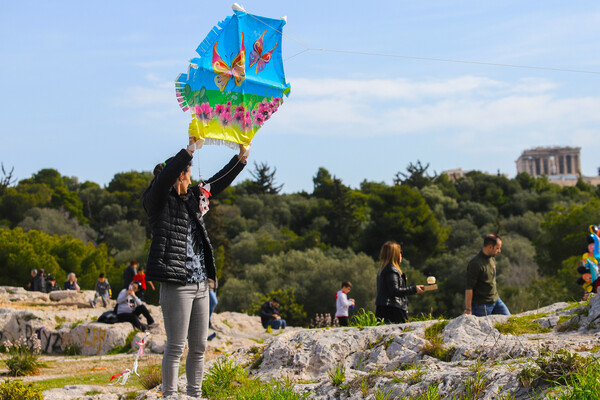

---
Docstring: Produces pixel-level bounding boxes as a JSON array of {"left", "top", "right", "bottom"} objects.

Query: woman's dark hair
[{"left": 141, "top": 156, "right": 192, "bottom": 199}]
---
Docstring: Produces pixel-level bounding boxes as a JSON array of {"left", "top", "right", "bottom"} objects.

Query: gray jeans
[{"left": 160, "top": 281, "right": 209, "bottom": 397}]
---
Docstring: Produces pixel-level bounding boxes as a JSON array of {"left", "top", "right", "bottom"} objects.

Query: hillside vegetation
[{"left": 0, "top": 160, "right": 597, "bottom": 325}]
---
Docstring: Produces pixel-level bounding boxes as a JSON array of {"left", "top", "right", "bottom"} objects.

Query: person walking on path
[
  {"left": 375, "top": 241, "right": 424, "bottom": 324},
  {"left": 464, "top": 234, "right": 510, "bottom": 317},
  {"left": 142, "top": 137, "right": 248, "bottom": 398}
]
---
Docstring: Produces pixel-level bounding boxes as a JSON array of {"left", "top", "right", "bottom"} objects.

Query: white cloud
[{"left": 271, "top": 76, "right": 600, "bottom": 149}]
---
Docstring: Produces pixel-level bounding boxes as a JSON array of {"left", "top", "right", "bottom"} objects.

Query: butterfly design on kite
[
  {"left": 212, "top": 32, "right": 246, "bottom": 91},
  {"left": 249, "top": 30, "right": 278, "bottom": 74}
]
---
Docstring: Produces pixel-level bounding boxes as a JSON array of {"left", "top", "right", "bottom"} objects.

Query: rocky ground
[{"left": 1, "top": 286, "right": 600, "bottom": 399}]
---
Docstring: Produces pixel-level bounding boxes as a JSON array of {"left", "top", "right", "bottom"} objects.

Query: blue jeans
[
  {"left": 208, "top": 289, "right": 218, "bottom": 319},
  {"left": 266, "top": 319, "right": 286, "bottom": 329},
  {"left": 472, "top": 298, "right": 511, "bottom": 317}
]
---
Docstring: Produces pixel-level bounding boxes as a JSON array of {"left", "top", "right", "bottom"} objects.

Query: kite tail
[{"left": 195, "top": 16, "right": 232, "bottom": 57}]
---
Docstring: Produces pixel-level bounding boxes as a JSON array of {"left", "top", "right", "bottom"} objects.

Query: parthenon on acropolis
[{"left": 515, "top": 146, "right": 581, "bottom": 177}]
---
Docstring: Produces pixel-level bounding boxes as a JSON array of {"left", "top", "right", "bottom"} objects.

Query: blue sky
[{"left": 1, "top": 1, "right": 599, "bottom": 193}]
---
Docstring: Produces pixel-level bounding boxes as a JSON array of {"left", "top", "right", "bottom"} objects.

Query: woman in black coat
[
  {"left": 375, "top": 241, "right": 424, "bottom": 324},
  {"left": 143, "top": 137, "right": 247, "bottom": 397}
]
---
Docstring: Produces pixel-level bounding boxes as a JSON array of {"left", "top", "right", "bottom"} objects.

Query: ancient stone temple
[{"left": 515, "top": 146, "right": 581, "bottom": 177}]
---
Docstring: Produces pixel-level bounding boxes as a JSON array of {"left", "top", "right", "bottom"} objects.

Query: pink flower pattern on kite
[
  {"left": 214, "top": 104, "right": 225, "bottom": 116},
  {"left": 195, "top": 103, "right": 213, "bottom": 122},
  {"left": 192, "top": 97, "right": 283, "bottom": 132}
]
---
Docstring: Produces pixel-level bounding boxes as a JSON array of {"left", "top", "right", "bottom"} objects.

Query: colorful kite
[{"left": 175, "top": 3, "right": 291, "bottom": 149}]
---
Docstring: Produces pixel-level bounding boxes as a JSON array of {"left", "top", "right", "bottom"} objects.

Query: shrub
[
  {"left": 138, "top": 362, "right": 162, "bottom": 390},
  {"left": 203, "top": 359, "right": 247, "bottom": 397},
  {"left": 327, "top": 363, "right": 345, "bottom": 386},
  {"left": 350, "top": 309, "right": 384, "bottom": 327},
  {"left": 0, "top": 380, "right": 43, "bottom": 400},
  {"left": 2, "top": 336, "right": 43, "bottom": 376}
]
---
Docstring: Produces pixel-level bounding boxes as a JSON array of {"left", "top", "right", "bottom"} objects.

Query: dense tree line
[{"left": 0, "top": 159, "right": 597, "bottom": 324}]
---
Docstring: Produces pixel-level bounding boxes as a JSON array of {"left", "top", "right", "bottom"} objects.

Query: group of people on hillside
[{"left": 27, "top": 269, "right": 80, "bottom": 293}]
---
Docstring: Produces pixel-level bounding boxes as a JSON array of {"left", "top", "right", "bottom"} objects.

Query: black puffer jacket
[
  {"left": 375, "top": 264, "right": 417, "bottom": 310},
  {"left": 143, "top": 149, "right": 245, "bottom": 285}
]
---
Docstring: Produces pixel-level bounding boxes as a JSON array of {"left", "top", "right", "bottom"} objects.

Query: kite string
[{"left": 244, "top": 8, "right": 600, "bottom": 75}]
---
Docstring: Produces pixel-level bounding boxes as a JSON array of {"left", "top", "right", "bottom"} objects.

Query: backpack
[{"left": 97, "top": 310, "right": 118, "bottom": 324}]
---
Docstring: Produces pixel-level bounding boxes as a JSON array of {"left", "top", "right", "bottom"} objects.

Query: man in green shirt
[{"left": 464, "top": 234, "right": 510, "bottom": 316}]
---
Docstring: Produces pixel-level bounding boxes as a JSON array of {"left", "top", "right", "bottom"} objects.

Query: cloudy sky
[{"left": 1, "top": 1, "right": 599, "bottom": 192}]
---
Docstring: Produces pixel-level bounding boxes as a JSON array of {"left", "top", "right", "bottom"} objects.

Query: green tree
[
  {"left": 394, "top": 160, "right": 436, "bottom": 189},
  {"left": 247, "top": 162, "right": 283, "bottom": 194},
  {"left": 312, "top": 168, "right": 367, "bottom": 248},
  {"left": 535, "top": 200, "right": 600, "bottom": 275},
  {"left": 18, "top": 207, "right": 97, "bottom": 243},
  {"left": 220, "top": 248, "right": 377, "bottom": 326},
  {"left": 360, "top": 182, "right": 448, "bottom": 267}
]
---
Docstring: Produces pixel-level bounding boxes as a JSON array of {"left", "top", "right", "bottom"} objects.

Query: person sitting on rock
[
  {"left": 116, "top": 281, "right": 156, "bottom": 332},
  {"left": 64, "top": 272, "right": 80, "bottom": 291},
  {"left": 90, "top": 273, "right": 112, "bottom": 308},
  {"left": 259, "top": 297, "right": 286, "bottom": 330},
  {"left": 45, "top": 275, "right": 61, "bottom": 292}
]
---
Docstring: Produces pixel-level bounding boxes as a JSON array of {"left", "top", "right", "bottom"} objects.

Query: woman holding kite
[{"left": 143, "top": 136, "right": 247, "bottom": 397}]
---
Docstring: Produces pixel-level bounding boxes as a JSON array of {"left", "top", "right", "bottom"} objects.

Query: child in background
[
  {"left": 335, "top": 281, "right": 355, "bottom": 326},
  {"left": 90, "top": 273, "right": 112, "bottom": 308},
  {"left": 132, "top": 266, "right": 154, "bottom": 301}
]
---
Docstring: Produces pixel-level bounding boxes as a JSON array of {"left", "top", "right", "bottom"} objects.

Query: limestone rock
[{"left": 70, "top": 322, "right": 134, "bottom": 356}]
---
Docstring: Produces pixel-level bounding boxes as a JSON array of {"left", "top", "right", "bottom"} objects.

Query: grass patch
[
  {"left": 517, "top": 349, "right": 588, "bottom": 388},
  {"left": 54, "top": 316, "right": 66, "bottom": 330},
  {"left": 422, "top": 320, "right": 455, "bottom": 361},
  {"left": 555, "top": 315, "right": 580, "bottom": 333},
  {"left": 245, "top": 346, "right": 265, "bottom": 370},
  {"left": 545, "top": 356, "right": 600, "bottom": 399},
  {"left": 399, "top": 384, "right": 440, "bottom": 399},
  {"left": 327, "top": 363, "right": 345, "bottom": 386},
  {"left": 203, "top": 358, "right": 307, "bottom": 399},
  {"left": 494, "top": 314, "right": 552, "bottom": 335},
  {"left": 70, "top": 320, "right": 84, "bottom": 330},
  {"left": 31, "top": 373, "right": 127, "bottom": 392},
  {"left": 350, "top": 309, "right": 385, "bottom": 328}
]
